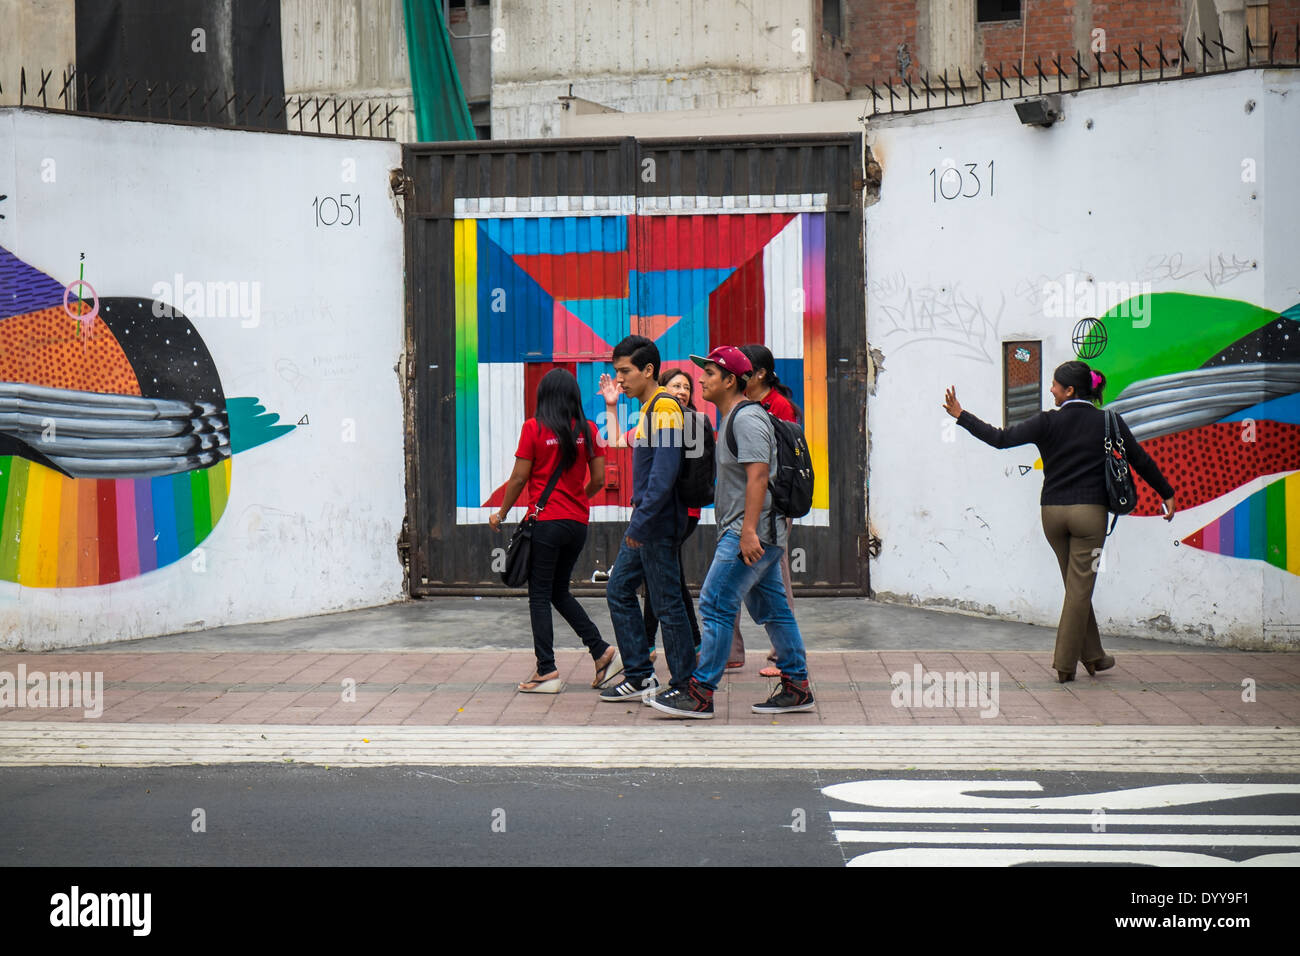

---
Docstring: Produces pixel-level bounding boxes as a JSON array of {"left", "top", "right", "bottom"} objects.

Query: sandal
[
  {"left": 519, "top": 671, "right": 563, "bottom": 694},
  {"left": 726, "top": 659, "right": 745, "bottom": 669},
  {"left": 592, "top": 648, "right": 623, "bottom": 688},
  {"left": 759, "top": 664, "right": 782, "bottom": 678}
]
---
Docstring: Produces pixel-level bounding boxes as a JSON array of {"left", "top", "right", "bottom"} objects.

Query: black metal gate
[{"left": 403, "top": 134, "right": 867, "bottom": 594}]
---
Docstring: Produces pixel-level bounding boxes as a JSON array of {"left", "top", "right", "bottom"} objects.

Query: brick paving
[{"left": 2, "top": 648, "right": 1296, "bottom": 727}]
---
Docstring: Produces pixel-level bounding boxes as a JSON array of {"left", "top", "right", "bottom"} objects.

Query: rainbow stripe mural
[
  {"left": 452, "top": 201, "right": 830, "bottom": 524},
  {"left": 1181, "top": 472, "right": 1300, "bottom": 573},
  {"left": 0, "top": 456, "right": 230, "bottom": 587}
]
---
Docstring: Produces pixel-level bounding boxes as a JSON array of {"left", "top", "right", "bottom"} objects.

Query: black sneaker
[
  {"left": 648, "top": 679, "right": 714, "bottom": 719},
  {"left": 599, "top": 674, "right": 660, "bottom": 703},
  {"left": 751, "top": 676, "right": 815, "bottom": 714}
]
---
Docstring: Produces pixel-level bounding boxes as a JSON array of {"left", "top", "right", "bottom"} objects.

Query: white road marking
[
  {"left": 828, "top": 811, "right": 1300, "bottom": 826},
  {"left": 833, "top": 830, "right": 1300, "bottom": 846},
  {"left": 822, "top": 780, "right": 1300, "bottom": 808},
  {"left": 846, "top": 849, "right": 1300, "bottom": 867},
  {"left": 825, "top": 779, "right": 1300, "bottom": 867}
]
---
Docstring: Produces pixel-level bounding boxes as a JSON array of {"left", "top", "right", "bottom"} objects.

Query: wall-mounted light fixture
[{"left": 1014, "top": 95, "right": 1062, "bottom": 127}]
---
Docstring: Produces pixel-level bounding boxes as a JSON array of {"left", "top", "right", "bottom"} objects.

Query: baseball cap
[{"left": 689, "top": 346, "right": 752, "bottom": 382}]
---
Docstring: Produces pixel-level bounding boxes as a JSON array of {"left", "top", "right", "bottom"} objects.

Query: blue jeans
[
  {"left": 606, "top": 535, "right": 695, "bottom": 689},
  {"left": 695, "top": 531, "right": 807, "bottom": 692}
]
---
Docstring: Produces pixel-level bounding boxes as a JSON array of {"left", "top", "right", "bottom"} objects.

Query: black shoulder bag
[
  {"left": 1103, "top": 409, "right": 1137, "bottom": 537},
  {"left": 500, "top": 466, "right": 564, "bottom": 587}
]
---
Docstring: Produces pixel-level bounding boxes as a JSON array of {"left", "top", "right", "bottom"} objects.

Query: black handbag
[
  {"left": 1103, "top": 409, "right": 1137, "bottom": 536},
  {"left": 500, "top": 466, "right": 563, "bottom": 587}
]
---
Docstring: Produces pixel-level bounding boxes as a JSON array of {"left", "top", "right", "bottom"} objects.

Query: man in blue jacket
[{"left": 599, "top": 335, "right": 696, "bottom": 702}]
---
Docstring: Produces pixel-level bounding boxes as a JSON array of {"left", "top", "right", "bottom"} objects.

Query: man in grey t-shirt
[
  {"left": 715, "top": 396, "right": 789, "bottom": 553},
  {"left": 647, "top": 345, "right": 814, "bottom": 720}
]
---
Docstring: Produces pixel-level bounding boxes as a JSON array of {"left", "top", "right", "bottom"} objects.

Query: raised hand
[
  {"left": 943, "top": 386, "right": 963, "bottom": 419},
  {"left": 598, "top": 373, "right": 621, "bottom": 405}
]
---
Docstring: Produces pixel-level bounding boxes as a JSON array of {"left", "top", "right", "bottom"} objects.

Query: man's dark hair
[{"left": 611, "top": 335, "right": 660, "bottom": 380}]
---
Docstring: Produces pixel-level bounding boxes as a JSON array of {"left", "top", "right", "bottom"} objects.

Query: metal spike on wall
[
  {"left": 859, "top": 30, "right": 1297, "bottom": 118},
  {"left": 9, "top": 66, "right": 400, "bottom": 140}
]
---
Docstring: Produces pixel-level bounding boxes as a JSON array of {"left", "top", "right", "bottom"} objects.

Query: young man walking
[
  {"left": 649, "top": 346, "right": 815, "bottom": 719},
  {"left": 599, "top": 335, "right": 698, "bottom": 703}
]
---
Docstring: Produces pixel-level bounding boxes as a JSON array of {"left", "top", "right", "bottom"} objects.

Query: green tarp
[{"left": 403, "top": 0, "right": 476, "bottom": 141}]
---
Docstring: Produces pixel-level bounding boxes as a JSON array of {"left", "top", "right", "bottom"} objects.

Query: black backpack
[
  {"left": 725, "top": 400, "right": 815, "bottom": 518},
  {"left": 644, "top": 393, "right": 716, "bottom": 509}
]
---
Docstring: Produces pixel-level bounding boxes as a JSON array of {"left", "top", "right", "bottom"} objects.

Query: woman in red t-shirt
[
  {"left": 736, "top": 344, "right": 803, "bottom": 677},
  {"left": 490, "top": 369, "right": 621, "bottom": 693}
]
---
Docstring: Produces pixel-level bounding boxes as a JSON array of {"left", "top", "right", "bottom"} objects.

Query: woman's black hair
[
  {"left": 658, "top": 366, "right": 696, "bottom": 410},
  {"left": 740, "top": 344, "right": 803, "bottom": 422},
  {"left": 535, "top": 368, "right": 594, "bottom": 472},
  {"left": 1054, "top": 360, "right": 1107, "bottom": 404}
]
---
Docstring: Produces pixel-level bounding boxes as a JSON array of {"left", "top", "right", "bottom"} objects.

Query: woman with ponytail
[
  {"left": 742, "top": 344, "right": 802, "bottom": 424},
  {"left": 943, "top": 360, "right": 1178, "bottom": 683},
  {"left": 490, "top": 368, "right": 621, "bottom": 693}
]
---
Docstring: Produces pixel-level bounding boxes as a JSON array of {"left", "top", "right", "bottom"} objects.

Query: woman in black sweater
[{"left": 943, "top": 361, "right": 1178, "bottom": 682}]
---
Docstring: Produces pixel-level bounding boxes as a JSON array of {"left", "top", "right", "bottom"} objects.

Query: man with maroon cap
[{"left": 648, "top": 346, "right": 815, "bottom": 719}]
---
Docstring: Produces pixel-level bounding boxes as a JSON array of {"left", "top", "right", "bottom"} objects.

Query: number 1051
[
  {"left": 313, "top": 194, "right": 361, "bottom": 226},
  {"left": 929, "top": 162, "right": 994, "bottom": 202}
]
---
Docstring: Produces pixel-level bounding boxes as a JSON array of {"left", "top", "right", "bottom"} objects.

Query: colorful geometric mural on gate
[
  {"left": 1097, "top": 293, "right": 1300, "bottom": 574},
  {"left": 452, "top": 206, "right": 830, "bottom": 524},
  {"left": 0, "top": 246, "right": 293, "bottom": 587}
]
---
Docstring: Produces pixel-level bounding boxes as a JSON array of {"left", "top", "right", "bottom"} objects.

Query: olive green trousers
[{"left": 1041, "top": 504, "right": 1109, "bottom": 673}]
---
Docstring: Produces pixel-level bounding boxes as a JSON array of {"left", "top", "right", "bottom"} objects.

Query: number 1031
[{"left": 929, "top": 162, "right": 994, "bottom": 202}]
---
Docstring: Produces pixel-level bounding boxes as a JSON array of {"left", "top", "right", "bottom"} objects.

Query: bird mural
[
  {"left": 0, "top": 245, "right": 293, "bottom": 587},
  {"left": 1090, "top": 293, "right": 1300, "bottom": 575}
]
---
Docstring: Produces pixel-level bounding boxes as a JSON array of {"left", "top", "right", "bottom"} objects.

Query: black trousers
[
  {"left": 528, "top": 518, "right": 609, "bottom": 674},
  {"left": 643, "top": 515, "right": 702, "bottom": 649}
]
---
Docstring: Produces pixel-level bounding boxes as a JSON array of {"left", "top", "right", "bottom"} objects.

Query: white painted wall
[
  {"left": 865, "top": 69, "right": 1300, "bottom": 647},
  {"left": 0, "top": 109, "right": 406, "bottom": 648}
]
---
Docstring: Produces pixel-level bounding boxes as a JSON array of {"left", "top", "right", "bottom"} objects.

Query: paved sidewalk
[
  {"left": 47, "top": 596, "right": 1256, "bottom": 654},
  {"left": 1, "top": 647, "right": 1296, "bottom": 727},
  {"left": 4, "top": 599, "right": 1297, "bottom": 771}
]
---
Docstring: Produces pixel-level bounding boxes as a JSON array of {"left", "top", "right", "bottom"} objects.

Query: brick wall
[
  {"left": 978, "top": 0, "right": 1078, "bottom": 72},
  {"left": 848, "top": 0, "right": 919, "bottom": 82},
  {"left": 846, "top": 0, "right": 1296, "bottom": 87},
  {"left": 1273, "top": 0, "right": 1300, "bottom": 56},
  {"left": 816, "top": 1, "right": 854, "bottom": 91},
  {"left": 1088, "top": 0, "right": 1184, "bottom": 53}
]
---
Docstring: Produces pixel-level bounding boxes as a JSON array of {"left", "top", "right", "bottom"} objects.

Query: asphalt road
[{"left": 2, "top": 767, "right": 1297, "bottom": 867}]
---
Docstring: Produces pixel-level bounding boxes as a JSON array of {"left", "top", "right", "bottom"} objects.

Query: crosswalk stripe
[
  {"left": 845, "top": 849, "right": 1300, "bottom": 866},
  {"left": 828, "top": 811, "right": 1300, "bottom": 826},
  {"left": 832, "top": 830, "right": 1300, "bottom": 846}
]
